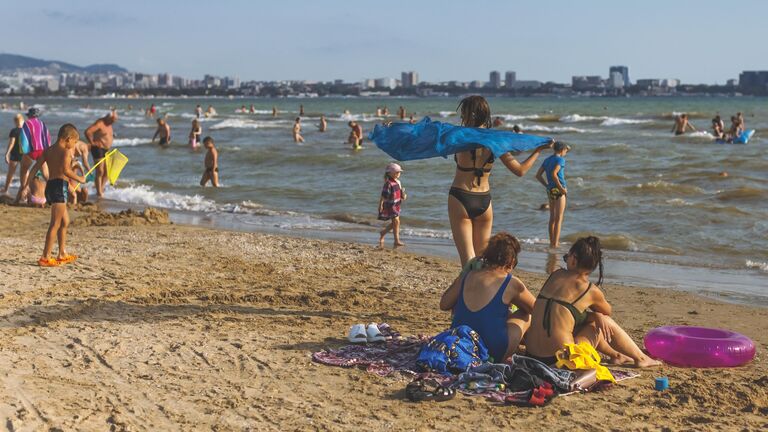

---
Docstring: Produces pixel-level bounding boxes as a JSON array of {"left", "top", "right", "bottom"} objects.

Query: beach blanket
[
  {"left": 368, "top": 116, "right": 551, "bottom": 162},
  {"left": 21, "top": 117, "right": 50, "bottom": 154}
]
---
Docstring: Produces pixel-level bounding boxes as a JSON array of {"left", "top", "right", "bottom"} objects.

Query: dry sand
[{"left": 0, "top": 204, "right": 765, "bottom": 431}]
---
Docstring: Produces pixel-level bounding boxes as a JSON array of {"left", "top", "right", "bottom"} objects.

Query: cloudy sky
[{"left": 2, "top": 0, "right": 765, "bottom": 84}]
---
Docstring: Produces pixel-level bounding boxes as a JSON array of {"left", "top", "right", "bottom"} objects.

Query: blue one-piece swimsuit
[{"left": 451, "top": 272, "right": 512, "bottom": 362}]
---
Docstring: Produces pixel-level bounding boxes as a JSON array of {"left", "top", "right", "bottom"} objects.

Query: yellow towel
[{"left": 555, "top": 342, "right": 615, "bottom": 383}]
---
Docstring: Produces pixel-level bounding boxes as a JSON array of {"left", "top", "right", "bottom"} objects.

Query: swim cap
[{"left": 27, "top": 107, "right": 41, "bottom": 118}]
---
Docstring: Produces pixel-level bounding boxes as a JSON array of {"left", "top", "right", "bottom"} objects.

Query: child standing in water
[
  {"left": 200, "top": 136, "right": 219, "bottom": 187},
  {"left": 536, "top": 141, "right": 571, "bottom": 249},
  {"left": 189, "top": 119, "right": 202, "bottom": 150},
  {"left": 378, "top": 163, "right": 407, "bottom": 248},
  {"left": 22, "top": 124, "right": 85, "bottom": 266}
]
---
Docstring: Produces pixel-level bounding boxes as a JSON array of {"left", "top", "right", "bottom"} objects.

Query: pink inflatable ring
[{"left": 644, "top": 326, "right": 756, "bottom": 368}]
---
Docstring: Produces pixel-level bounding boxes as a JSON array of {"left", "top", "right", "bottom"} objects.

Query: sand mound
[{"left": 74, "top": 207, "right": 171, "bottom": 227}]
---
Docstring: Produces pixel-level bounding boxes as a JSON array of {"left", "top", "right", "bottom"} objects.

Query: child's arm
[
  {"left": 152, "top": 127, "right": 160, "bottom": 143},
  {"left": 439, "top": 275, "right": 463, "bottom": 311},
  {"left": 551, "top": 164, "right": 566, "bottom": 195},
  {"left": 212, "top": 149, "right": 218, "bottom": 169},
  {"left": 63, "top": 153, "right": 86, "bottom": 184},
  {"left": 5, "top": 136, "right": 15, "bottom": 164},
  {"left": 166, "top": 124, "right": 172, "bottom": 141},
  {"left": 499, "top": 140, "right": 553, "bottom": 177},
  {"left": 535, "top": 166, "right": 547, "bottom": 188}
]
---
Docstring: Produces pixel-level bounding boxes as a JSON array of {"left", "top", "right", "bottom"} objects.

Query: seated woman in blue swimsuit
[
  {"left": 440, "top": 232, "right": 536, "bottom": 362},
  {"left": 525, "top": 236, "right": 662, "bottom": 368},
  {"left": 449, "top": 96, "right": 552, "bottom": 266}
]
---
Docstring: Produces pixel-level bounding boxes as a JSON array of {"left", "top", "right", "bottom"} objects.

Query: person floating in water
[
  {"left": 195, "top": 104, "right": 203, "bottom": 119},
  {"left": 272, "top": 106, "right": 278, "bottom": 117},
  {"left": 293, "top": 118, "right": 305, "bottom": 143},
  {"left": 299, "top": 104, "right": 305, "bottom": 116},
  {"left": 493, "top": 116, "right": 504, "bottom": 128},
  {"left": 672, "top": 114, "right": 695, "bottom": 135}
]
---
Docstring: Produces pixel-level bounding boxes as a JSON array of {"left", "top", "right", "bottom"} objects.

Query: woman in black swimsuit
[{"left": 449, "top": 96, "right": 552, "bottom": 266}]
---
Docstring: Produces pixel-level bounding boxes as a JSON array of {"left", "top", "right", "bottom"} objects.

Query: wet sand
[{"left": 0, "top": 204, "right": 765, "bottom": 431}]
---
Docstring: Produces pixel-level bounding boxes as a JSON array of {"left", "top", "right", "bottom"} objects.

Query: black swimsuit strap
[
  {"left": 454, "top": 149, "right": 494, "bottom": 186},
  {"left": 570, "top": 283, "right": 593, "bottom": 305}
]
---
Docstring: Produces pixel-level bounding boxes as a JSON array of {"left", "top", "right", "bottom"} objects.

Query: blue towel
[{"left": 368, "top": 117, "right": 552, "bottom": 161}]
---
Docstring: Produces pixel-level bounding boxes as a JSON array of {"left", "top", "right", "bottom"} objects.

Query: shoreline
[
  {"left": 97, "top": 198, "right": 768, "bottom": 308},
  {"left": 0, "top": 203, "right": 765, "bottom": 430}
]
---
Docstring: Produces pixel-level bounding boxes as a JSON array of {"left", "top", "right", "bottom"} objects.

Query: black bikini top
[{"left": 454, "top": 148, "right": 494, "bottom": 186}]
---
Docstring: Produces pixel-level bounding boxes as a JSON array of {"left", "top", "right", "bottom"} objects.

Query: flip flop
[
  {"left": 347, "top": 324, "right": 368, "bottom": 343},
  {"left": 405, "top": 379, "right": 456, "bottom": 402},
  {"left": 56, "top": 254, "right": 78, "bottom": 264},
  {"left": 38, "top": 257, "right": 60, "bottom": 267},
  {"left": 366, "top": 323, "right": 386, "bottom": 343}
]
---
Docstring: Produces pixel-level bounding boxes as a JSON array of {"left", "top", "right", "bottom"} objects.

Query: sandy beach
[{"left": 0, "top": 203, "right": 765, "bottom": 431}]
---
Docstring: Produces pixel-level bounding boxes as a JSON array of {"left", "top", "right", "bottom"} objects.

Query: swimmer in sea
[
  {"left": 671, "top": 114, "right": 695, "bottom": 135},
  {"left": 347, "top": 121, "right": 363, "bottom": 149},
  {"left": 293, "top": 117, "right": 305, "bottom": 143},
  {"left": 493, "top": 116, "right": 504, "bottom": 128},
  {"left": 299, "top": 104, "right": 305, "bottom": 116},
  {"left": 318, "top": 115, "right": 327, "bottom": 132}
]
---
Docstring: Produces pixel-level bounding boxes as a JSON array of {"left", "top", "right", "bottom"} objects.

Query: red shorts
[{"left": 28, "top": 149, "right": 44, "bottom": 160}]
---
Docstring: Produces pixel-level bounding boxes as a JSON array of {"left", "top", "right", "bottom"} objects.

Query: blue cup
[{"left": 654, "top": 377, "right": 669, "bottom": 391}]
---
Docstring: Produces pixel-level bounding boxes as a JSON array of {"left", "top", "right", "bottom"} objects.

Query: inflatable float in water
[
  {"left": 644, "top": 326, "right": 756, "bottom": 368},
  {"left": 717, "top": 129, "right": 755, "bottom": 144}
]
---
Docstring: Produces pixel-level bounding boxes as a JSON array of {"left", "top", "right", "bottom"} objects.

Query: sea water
[{"left": 2, "top": 96, "right": 766, "bottom": 303}]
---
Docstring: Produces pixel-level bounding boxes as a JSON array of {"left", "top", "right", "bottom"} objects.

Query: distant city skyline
[{"left": 1, "top": 0, "right": 766, "bottom": 84}]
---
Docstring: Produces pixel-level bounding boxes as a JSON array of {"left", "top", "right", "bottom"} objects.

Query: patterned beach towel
[{"left": 21, "top": 117, "right": 50, "bottom": 154}]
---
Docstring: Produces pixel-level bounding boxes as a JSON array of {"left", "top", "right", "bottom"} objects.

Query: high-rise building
[
  {"left": 739, "top": 71, "right": 768, "bottom": 93},
  {"left": 489, "top": 71, "right": 501, "bottom": 88},
  {"left": 158, "top": 73, "right": 173, "bottom": 87},
  {"left": 401, "top": 71, "right": 419, "bottom": 88},
  {"left": 374, "top": 77, "right": 397, "bottom": 89},
  {"left": 608, "top": 71, "right": 624, "bottom": 89},
  {"left": 505, "top": 71, "right": 517, "bottom": 88},
  {"left": 609, "top": 66, "right": 630, "bottom": 87}
]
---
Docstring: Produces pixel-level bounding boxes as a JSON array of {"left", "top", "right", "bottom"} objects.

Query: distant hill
[{"left": 0, "top": 53, "right": 127, "bottom": 74}]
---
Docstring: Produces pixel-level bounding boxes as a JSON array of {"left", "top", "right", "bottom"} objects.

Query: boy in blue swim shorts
[
  {"left": 23, "top": 124, "right": 85, "bottom": 266},
  {"left": 536, "top": 141, "right": 571, "bottom": 249}
]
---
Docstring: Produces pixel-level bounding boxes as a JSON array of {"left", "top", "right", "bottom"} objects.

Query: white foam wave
[
  {"left": 560, "top": 114, "right": 605, "bottom": 123},
  {"left": 499, "top": 114, "right": 541, "bottom": 121},
  {"left": 400, "top": 228, "right": 452, "bottom": 240},
  {"left": 103, "top": 184, "right": 218, "bottom": 212},
  {"left": 438, "top": 111, "right": 456, "bottom": 118},
  {"left": 515, "top": 124, "right": 594, "bottom": 134},
  {"left": 746, "top": 260, "right": 768, "bottom": 273},
  {"left": 333, "top": 114, "right": 384, "bottom": 122},
  {"left": 209, "top": 119, "right": 288, "bottom": 130},
  {"left": 122, "top": 122, "right": 153, "bottom": 128},
  {"left": 684, "top": 131, "right": 715, "bottom": 140},
  {"left": 600, "top": 117, "right": 653, "bottom": 126},
  {"left": 112, "top": 138, "right": 151, "bottom": 147}
]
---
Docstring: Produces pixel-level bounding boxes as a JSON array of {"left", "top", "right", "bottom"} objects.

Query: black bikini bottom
[{"left": 449, "top": 187, "right": 491, "bottom": 219}]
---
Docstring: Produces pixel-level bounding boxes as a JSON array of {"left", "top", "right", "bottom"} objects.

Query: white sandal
[
  {"left": 366, "top": 323, "right": 386, "bottom": 343},
  {"left": 347, "top": 324, "right": 368, "bottom": 343}
]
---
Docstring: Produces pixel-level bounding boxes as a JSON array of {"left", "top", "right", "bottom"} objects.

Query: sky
[{"left": 1, "top": 0, "right": 766, "bottom": 84}]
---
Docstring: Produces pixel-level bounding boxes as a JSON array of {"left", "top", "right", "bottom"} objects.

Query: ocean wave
[
  {"left": 209, "top": 119, "right": 286, "bottom": 130},
  {"left": 498, "top": 114, "right": 541, "bottom": 121},
  {"left": 562, "top": 232, "right": 679, "bottom": 254},
  {"left": 515, "top": 124, "right": 595, "bottom": 134},
  {"left": 332, "top": 113, "right": 384, "bottom": 122},
  {"left": 630, "top": 180, "right": 703, "bottom": 196},
  {"left": 103, "top": 184, "right": 218, "bottom": 212},
  {"left": 122, "top": 122, "right": 153, "bottom": 128},
  {"left": 112, "top": 138, "right": 151, "bottom": 147},
  {"left": 746, "top": 260, "right": 768, "bottom": 273},
  {"left": 715, "top": 187, "right": 767, "bottom": 202},
  {"left": 560, "top": 114, "right": 605, "bottom": 123},
  {"left": 600, "top": 117, "right": 653, "bottom": 126},
  {"left": 400, "top": 228, "right": 452, "bottom": 240},
  {"left": 439, "top": 111, "right": 456, "bottom": 118},
  {"left": 674, "top": 131, "right": 715, "bottom": 140}
]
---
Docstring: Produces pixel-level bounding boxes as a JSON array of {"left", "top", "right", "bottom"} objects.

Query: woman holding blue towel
[{"left": 449, "top": 96, "right": 552, "bottom": 266}]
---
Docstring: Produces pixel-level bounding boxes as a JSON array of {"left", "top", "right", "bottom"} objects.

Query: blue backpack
[{"left": 416, "top": 325, "right": 489, "bottom": 375}]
